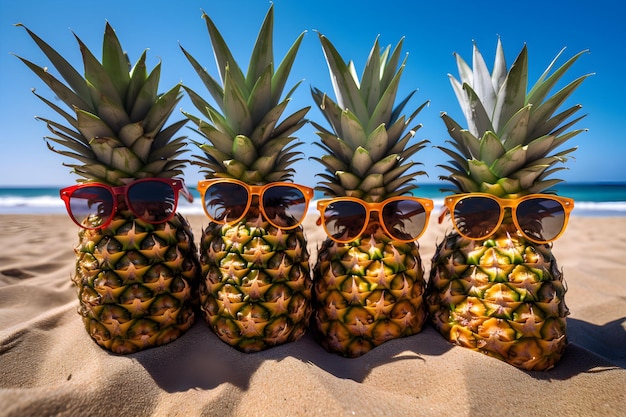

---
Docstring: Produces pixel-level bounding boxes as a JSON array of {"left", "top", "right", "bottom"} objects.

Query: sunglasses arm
[
  {"left": 438, "top": 206, "right": 449, "bottom": 224},
  {"left": 180, "top": 180, "right": 194, "bottom": 203}
]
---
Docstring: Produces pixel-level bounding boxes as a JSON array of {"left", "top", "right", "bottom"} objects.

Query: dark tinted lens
[
  {"left": 453, "top": 197, "right": 500, "bottom": 239},
  {"left": 68, "top": 186, "right": 114, "bottom": 228},
  {"left": 204, "top": 182, "right": 248, "bottom": 223},
  {"left": 516, "top": 198, "right": 566, "bottom": 242},
  {"left": 262, "top": 185, "right": 307, "bottom": 228},
  {"left": 323, "top": 201, "right": 367, "bottom": 242},
  {"left": 128, "top": 181, "right": 176, "bottom": 223},
  {"left": 382, "top": 199, "right": 428, "bottom": 241}
]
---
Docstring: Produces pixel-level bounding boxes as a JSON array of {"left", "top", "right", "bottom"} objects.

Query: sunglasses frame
[
  {"left": 60, "top": 178, "right": 186, "bottom": 229},
  {"left": 317, "top": 196, "right": 434, "bottom": 243},
  {"left": 197, "top": 178, "right": 314, "bottom": 230},
  {"left": 443, "top": 193, "right": 575, "bottom": 244}
]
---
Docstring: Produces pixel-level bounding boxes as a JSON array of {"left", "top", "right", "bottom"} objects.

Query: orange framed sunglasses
[
  {"left": 442, "top": 193, "right": 574, "bottom": 244},
  {"left": 197, "top": 178, "right": 314, "bottom": 230},
  {"left": 60, "top": 178, "right": 191, "bottom": 229},
  {"left": 317, "top": 196, "right": 434, "bottom": 243}
]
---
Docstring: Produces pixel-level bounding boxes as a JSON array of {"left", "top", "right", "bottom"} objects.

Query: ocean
[{"left": 1, "top": 183, "right": 626, "bottom": 216}]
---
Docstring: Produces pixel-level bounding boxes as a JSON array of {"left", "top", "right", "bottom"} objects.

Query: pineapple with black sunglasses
[
  {"left": 16, "top": 24, "right": 200, "bottom": 353},
  {"left": 311, "top": 35, "right": 432, "bottom": 357},
  {"left": 181, "top": 6, "right": 314, "bottom": 352},
  {"left": 426, "top": 40, "right": 590, "bottom": 370}
]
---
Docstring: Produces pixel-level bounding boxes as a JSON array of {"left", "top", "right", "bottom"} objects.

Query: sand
[{"left": 0, "top": 213, "right": 625, "bottom": 417}]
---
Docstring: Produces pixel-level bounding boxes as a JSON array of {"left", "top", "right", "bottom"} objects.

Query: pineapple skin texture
[
  {"left": 73, "top": 213, "right": 200, "bottom": 354},
  {"left": 426, "top": 228, "right": 569, "bottom": 371},
  {"left": 313, "top": 229, "right": 428, "bottom": 357},
  {"left": 199, "top": 219, "right": 312, "bottom": 352}
]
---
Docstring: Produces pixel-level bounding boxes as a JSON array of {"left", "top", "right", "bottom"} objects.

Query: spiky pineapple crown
[
  {"left": 181, "top": 5, "right": 309, "bottom": 184},
  {"left": 15, "top": 22, "right": 189, "bottom": 186},
  {"left": 438, "top": 39, "right": 591, "bottom": 196},
  {"left": 311, "top": 34, "right": 429, "bottom": 202}
]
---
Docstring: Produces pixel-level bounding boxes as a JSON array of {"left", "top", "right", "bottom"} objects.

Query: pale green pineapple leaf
[
  {"left": 251, "top": 154, "right": 279, "bottom": 174},
  {"left": 491, "top": 38, "right": 507, "bottom": 93},
  {"left": 119, "top": 122, "right": 144, "bottom": 146},
  {"left": 468, "top": 159, "right": 498, "bottom": 183},
  {"left": 441, "top": 113, "right": 480, "bottom": 158},
  {"left": 75, "top": 34, "right": 125, "bottom": 111},
  {"left": 527, "top": 48, "right": 589, "bottom": 106},
  {"left": 361, "top": 37, "right": 382, "bottom": 113},
  {"left": 102, "top": 22, "right": 130, "bottom": 102},
  {"left": 76, "top": 108, "right": 115, "bottom": 141},
  {"left": 16, "top": 24, "right": 92, "bottom": 105},
  {"left": 383, "top": 162, "right": 413, "bottom": 183},
  {"left": 393, "top": 96, "right": 427, "bottom": 133},
  {"left": 359, "top": 173, "right": 384, "bottom": 192},
  {"left": 71, "top": 164, "right": 128, "bottom": 185},
  {"left": 223, "top": 68, "right": 253, "bottom": 134},
  {"left": 367, "top": 64, "right": 405, "bottom": 134},
  {"left": 319, "top": 34, "right": 368, "bottom": 122},
  {"left": 232, "top": 135, "right": 258, "bottom": 167},
  {"left": 130, "top": 61, "right": 160, "bottom": 121},
  {"left": 152, "top": 119, "right": 188, "bottom": 151},
  {"left": 490, "top": 144, "right": 527, "bottom": 177},
  {"left": 453, "top": 51, "right": 473, "bottom": 86},
  {"left": 510, "top": 165, "right": 550, "bottom": 189},
  {"left": 528, "top": 75, "right": 590, "bottom": 137},
  {"left": 97, "top": 92, "right": 131, "bottom": 133},
  {"left": 435, "top": 144, "right": 470, "bottom": 172},
  {"left": 111, "top": 147, "right": 142, "bottom": 173},
  {"left": 16, "top": 55, "right": 92, "bottom": 114},
  {"left": 448, "top": 76, "right": 471, "bottom": 124},
  {"left": 223, "top": 159, "right": 247, "bottom": 178},
  {"left": 368, "top": 154, "right": 400, "bottom": 175},
  {"left": 260, "top": 136, "right": 298, "bottom": 158},
  {"left": 314, "top": 132, "right": 353, "bottom": 163},
  {"left": 479, "top": 131, "right": 505, "bottom": 165},
  {"left": 191, "top": 118, "right": 235, "bottom": 155},
  {"left": 149, "top": 138, "right": 187, "bottom": 162},
  {"left": 31, "top": 89, "right": 80, "bottom": 132},
  {"left": 463, "top": 84, "right": 493, "bottom": 137},
  {"left": 272, "top": 32, "right": 305, "bottom": 105},
  {"left": 201, "top": 11, "right": 248, "bottom": 95},
  {"left": 499, "top": 105, "right": 531, "bottom": 149},
  {"left": 540, "top": 104, "right": 584, "bottom": 137},
  {"left": 550, "top": 127, "right": 587, "bottom": 152},
  {"left": 143, "top": 84, "right": 183, "bottom": 137},
  {"left": 339, "top": 109, "right": 367, "bottom": 149},
  {"left": 337, "top": 171, "right": 362, "bottom": 190},
  {"left": 311, "top": 88, "right": 343, "bottom": 135},
  {"left": 182, "top": 87, "right": 232, "bottom": 135},
  {"left": 126, "top": 50, "right": 148, "bottom": 111},
  {"left": 247, "top": 5, "right": 274, "bottom": 90},
  {"left": 247, "top": 65, "right": 273, "bottom": 124},
  {"left": 496, "top": 177, "right": 522, "bottom": 195},
  {"left": 37, "top": 116, "right": 85, "bottom": 146},
  {"left": 272, "top": 105, "right": 310, "bottom": 138},
  {"left": 312, "top": 155, "right": 347, "bottom": 174},
  {"left": 42, "top": 128, "right": 93, "bottom": 157},
  {"left": 129, "top": 136, "right": 153, "bottom": 163},
  {"left": 471, "top": 42, "right": 497, "bottom": 118},
  {"left": 385, "top": 115, "right": 407, "bottom": 144},
  {"left": 380, "top": 40, "right": 404, "bottom": 93},
  {"left": 365, "top": 123, "right": 389, "bottom": 162},
  {"left": 179, "top": 45, "right": 224, "bottom": 109},
  {"left": 528, "top": 178, "right": 563, "bottom": 194},
  {"left": 443, "top": 173, "right": 480, "bottom": 193},
  {"left": 524, "top": 134, "right": 555, "bottom": 161},
  {"left": 351, "top": 147, "right": 374, "bottom": 177},
  {"left": 89, "top": 136, "right": 123, "bottom": 166},
  {"left": 492, "top": 45, "right": 527, "bottom": 134},
  {"left": 385, "top": 170, "right": 418, "bottom": 194}
]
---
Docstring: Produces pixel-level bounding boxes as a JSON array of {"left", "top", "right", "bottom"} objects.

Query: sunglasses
[
  {"left": 197, "top": 179, "right": 314, "bottom": 230},
  {"left": 442, "top": 193, "right": 574, "bottom": 244},
  {"left": 60, "top": 178, "right": 190, "bottom": 229},
  {"left": 316, "top": 196, "right": 434, "bottom": 243}
]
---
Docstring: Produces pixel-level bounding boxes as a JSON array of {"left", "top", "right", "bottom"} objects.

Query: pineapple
[
  {"left": 17, "top": 23, "right": 199, "bottom": 354},
  {"left": 311, "top": 34, "right": 430, "bottom": 357},
  {"left": 180, "top": 5, "right": 313, "bottom": 352},
  {"left": 426, "top": 39, "right": 590, "bottom": 370}
]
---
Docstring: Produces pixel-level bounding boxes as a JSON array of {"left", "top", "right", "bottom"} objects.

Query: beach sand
[{"left": 0, "top": 214, "right": 625, "bottom": 416}]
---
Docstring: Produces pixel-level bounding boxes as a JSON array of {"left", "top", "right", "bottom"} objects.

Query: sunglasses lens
[
  {"left": 262, "top": 185, "right": 308, "bottom": 228},
  {"left": 67, "top": 186, "right": 114, "bottom": 228},
  {"left": 516, "top": 198, "right": 566, "bottom": 242},
  {"left": 127, "top": 181, "right": 176, "bottom": 223},
  {"left": 203, "top": 182, "right": 248, "bottom": 223},
  {"left": 323, "top": 201, "right": 366, "bottom": 242},
  {"left": 453, "top": 196, "right": 500, "bottom": 239},
  {"left": 382, "top": 199, "right": 428, "bottom": 241}
]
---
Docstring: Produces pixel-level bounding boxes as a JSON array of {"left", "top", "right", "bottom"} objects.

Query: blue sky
[{"left": 1, "top": 0, "right": 624, "bottom": 187}]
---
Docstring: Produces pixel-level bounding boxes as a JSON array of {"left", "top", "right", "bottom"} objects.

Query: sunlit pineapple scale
[
  {"left": 17, "top": 23, "right": 200, "bottom": 353},
  {"left": 181, "top": 6, "right": 312, "bottom": 352},
  {"left": 312, "top": 35, "right": 430, "bottom": 357},
  {"left": 426, "top": 40, "right": 590, "bottom": 370}
]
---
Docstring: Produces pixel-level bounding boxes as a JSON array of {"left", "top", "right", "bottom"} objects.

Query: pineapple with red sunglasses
[
  {"left": 18, "top": 24, "right": 199, "bottom": 353},
  {"left": 181, "top": 6, "right": 313, "bottom": 352},
  {"left": 426, "top": 40, "right": 590, "bottom": 370}
]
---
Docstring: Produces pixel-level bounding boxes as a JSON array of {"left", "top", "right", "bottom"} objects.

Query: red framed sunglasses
[{"left": 60, "top": 178, "right": 191, "bottom": 229}]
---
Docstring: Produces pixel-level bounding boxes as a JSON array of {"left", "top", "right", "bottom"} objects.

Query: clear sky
[{"left": 1, "top": 0, "right": 624, "bottom": 187}]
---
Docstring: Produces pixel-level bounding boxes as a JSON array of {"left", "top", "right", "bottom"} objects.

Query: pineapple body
[
  {"left": 199, "top": 213, "right": 311, "bottom": 352},
  {"left": 314, "top": 229, "right": 426, "bottom": 357},
  {"left": 74, "top": 213, "right": 199, "bottom": 354},
  {"left": 427, "top": 225, "right": 568, "bottom": 370}
]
